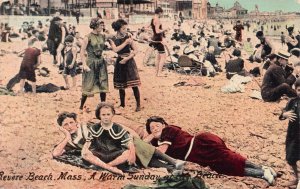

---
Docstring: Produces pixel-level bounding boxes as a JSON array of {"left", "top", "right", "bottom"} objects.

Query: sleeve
[
  {"left": 158, "top": 126, "right": 180, "bottom": 146},
  {"left": 85, "top": 124, "right": 94, "bottom": 142},
  {"left": 272, "top": 67, "right": 287, "bottom": 85},
  {"left": 120, "top": 131, "right": 132, "bottom": 147},
  {"left": 262, "top": 61, "right": 270, "bottom": 70},
  {"left": 279, "top": 99, "right": 295, "bottom": 120}
]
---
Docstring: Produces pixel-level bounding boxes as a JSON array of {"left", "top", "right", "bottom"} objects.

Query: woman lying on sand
[{"left": 144, "top": 116, "right": 277, "bottom": 185}]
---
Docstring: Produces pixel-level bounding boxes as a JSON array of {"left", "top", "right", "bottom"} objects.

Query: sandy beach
[{"left": 0, "top": 16, "right": 299, "bottom": 189}]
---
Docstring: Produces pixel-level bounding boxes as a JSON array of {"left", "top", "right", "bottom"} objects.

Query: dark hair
[
  {"left": 295, "top": 78, "right": 300, "bottom": 89},
  {"left": 267, "top": 53, "right": 277, "bottom": 61},
  {"left": 64, "top": 35, "right": 74, "bottom": 43},
  {"left": 95, "top": 102, "right": 116, "bottom": 120},
  {"left": 145, "top": 116, "right": 168, "bottom": 134},
  {"left": 232, "top": 49, "right": 241, "bottom": 57},
  {"left": 173, "top": 45, "right": 180, "bottom": 51},
  {"left": 155, "top": 7, "right": 163, "bottom": 14},
  {"left": 256, "top": 31, "right": 264, "bottom": 37},
  {"left": 111, "top": 19, "right": 127, "bottom": 32},
  {"left": 89, "top": 17, "right": 104, "bottom": 29},
  {"left": 57, "top": 112, "right": 77, "bottom": 126}
]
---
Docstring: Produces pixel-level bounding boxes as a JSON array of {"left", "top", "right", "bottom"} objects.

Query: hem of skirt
[
  {"left": 82, "top": 91, "right": 109, "bottom": 96},
  {"left": 114, "top": 82, "right": 141, "bottom": 89}
]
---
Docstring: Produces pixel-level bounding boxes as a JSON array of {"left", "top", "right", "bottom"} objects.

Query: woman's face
[
  {"left": 149, "top": 121, "right": 165, "bottom": 138},
  {"left": 120, "top": 24, "right": 127, "bottom": 34},
  {"left": 62, "top": 117, "right": 78, "bottom": 134},
  {"left": 99, "top": 107, "right": 113, "bottom": 125},
  {"left": 96, "top": 22, "right": 105, "bottom": 33}
]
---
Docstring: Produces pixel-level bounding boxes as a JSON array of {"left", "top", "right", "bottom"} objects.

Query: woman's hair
[
  {"left": 256, "top": 31, "right": 264, "bottom": 38},
  {"left": 295, "top": 78, "right": 300, "bottom": 89},
  {"left": 95, "top": 102, "right": 116, "bottom": 120},
  {"left": 89, "top": 17, "right": 104, "bottom": 29},
  {"left": 267, "top": 53, "right": 277, "bottom": 61},
  {"left": 155, "top": 7, "right": 163, "bottom": 14},
  {"left": 145, "top": 116, "right": 168, "bottom": 134},
  {"left": 57, "top": 112, "right": 77, "bottom": 126},
  {"left": 111, "top": 19, "right": 127, "bottom": 32},
  {"left": 232, "top": 49, "right": 241, "bottom": 57}
]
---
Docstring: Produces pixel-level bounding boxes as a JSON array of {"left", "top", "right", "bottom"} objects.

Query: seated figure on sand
[{"left": 261, "top": 50, "right": 298, "bottom": 102}]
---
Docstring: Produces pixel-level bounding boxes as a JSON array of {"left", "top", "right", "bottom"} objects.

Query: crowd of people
[{"left": 2, "top": 6, "right": 300, "bottom": 188}]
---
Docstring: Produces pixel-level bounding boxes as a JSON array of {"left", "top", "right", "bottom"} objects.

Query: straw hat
[{"left": 276, "top": 50, "right": 290, "bottom": 60}]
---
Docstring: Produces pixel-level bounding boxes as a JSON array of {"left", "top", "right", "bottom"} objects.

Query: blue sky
[{"left": 208, "top": 0, "right": 300, "bottom": 12}]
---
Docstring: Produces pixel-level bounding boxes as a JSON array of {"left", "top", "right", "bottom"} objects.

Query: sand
[{"left": 0, "top": 17, "right": 298, "bottom": 189}]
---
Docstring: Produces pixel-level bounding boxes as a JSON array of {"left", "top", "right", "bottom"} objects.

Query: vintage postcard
[{"left": 0, "top": 0, "right": 300, "bottom": 188}]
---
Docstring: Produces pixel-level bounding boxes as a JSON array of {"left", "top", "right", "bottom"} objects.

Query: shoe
[
  {"left": 262, "top": 166, "right": 277, "bottom": 177},
  {"left": 263, "top": 168, "right": 275, "bottom": 185},
  {"left": 175, "top": 160, "right": 186, "bottom": 170},
  {"left": 172, "top": 169, "right": 183, "bottom": 176}
]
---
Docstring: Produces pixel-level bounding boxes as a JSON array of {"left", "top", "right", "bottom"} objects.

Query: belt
[{"left": 184, "top": 136, "right": 195, "bottom": 160}]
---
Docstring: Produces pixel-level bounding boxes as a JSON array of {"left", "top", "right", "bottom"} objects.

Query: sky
[{"left": 208, "top": 0, "right": 300, "bottom": 12}]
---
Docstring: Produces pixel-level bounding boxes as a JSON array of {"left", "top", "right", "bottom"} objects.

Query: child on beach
[
  {"left": 18, "top": 38, "right": 41, "bottom": 94},
  {"left": 280, "top": 79, "right": 300, "bottom": 189},
  {"left": 62, "top": 35, "right": 77, "bottom": 89}
]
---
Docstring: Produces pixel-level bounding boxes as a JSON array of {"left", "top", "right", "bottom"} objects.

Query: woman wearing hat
[{"left": 79, "top": 18, "right": 109, "bottom": 112}]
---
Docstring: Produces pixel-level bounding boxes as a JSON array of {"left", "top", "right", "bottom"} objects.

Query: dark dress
[
  {"left": 47, "top": 18, "right": 62, "bottom": 56},
  {"left": 151, "top": 125, "right": 246, "bottom": 176},
  {"left": 261, "top": 64, "right": 296, "bottom": 102},
  {"left": 111, "top": 35, "right": 141, "bottom": 89},
  {"left": 280, "top": 98, "right": 300, "bottom": 165},
  {"left": 86, "top": 123, "right": 130, "bottom": 163},
  {"left": 225, "top": 58, "right": 245, "bottom": 79}
]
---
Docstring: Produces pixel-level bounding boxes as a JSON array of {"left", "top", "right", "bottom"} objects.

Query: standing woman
[
  {"left": 79, "top": 18, "right": 108, "bottom": 111},
  {"left": 109, "top": 19, "right": 141, "bottom": 112},
  {"left": 150, "top": 7, "right": 168, "bottom": 77}
]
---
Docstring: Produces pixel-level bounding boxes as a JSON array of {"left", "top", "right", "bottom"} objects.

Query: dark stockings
[
  {"left": 119, "top": 87, "right": 140, "bottom": 110},
  {"left": 244, "top": 160, "right": 264, "bottom": 177},
  {"left": 79, "top": 92, "right": 106, "bottom": 110}
]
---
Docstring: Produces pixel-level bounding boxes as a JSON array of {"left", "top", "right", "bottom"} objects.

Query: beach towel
[{"left": 54, "top": 151, "right": 139, "bottom": 173}]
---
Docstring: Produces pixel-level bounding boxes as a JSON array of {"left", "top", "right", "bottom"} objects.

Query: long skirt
[
  {"left": 187, "top": 132, "right": 246, "bottom": 176},
  {"left": 82, "top": 57, "right": 108, "bottom": 96},
  {"left": 114, "top": 57, "right": 141, "bottom": 89}
]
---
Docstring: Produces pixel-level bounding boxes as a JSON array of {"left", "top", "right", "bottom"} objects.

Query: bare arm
[
  {"left": 156, "top": 143, "right": 169, "bottom": 154},
  {"left": 52, "top": 128, "right": 71, "bottom": 157},
  {"left": 61, "top": 27, "right": 66, "bottom": 44},
  {"left": 108, "top": 37, "right": 130, "bottom": 53},
  {"left": 121, "top": 40, "right": 138, "bottom": 63},
  {"left": 70, "top": 46, "right": 77, "bottom": 66}
]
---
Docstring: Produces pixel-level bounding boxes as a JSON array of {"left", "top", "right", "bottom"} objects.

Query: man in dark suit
[{"left": 261, "top": 50, "right": 299, "bottom": 102}]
